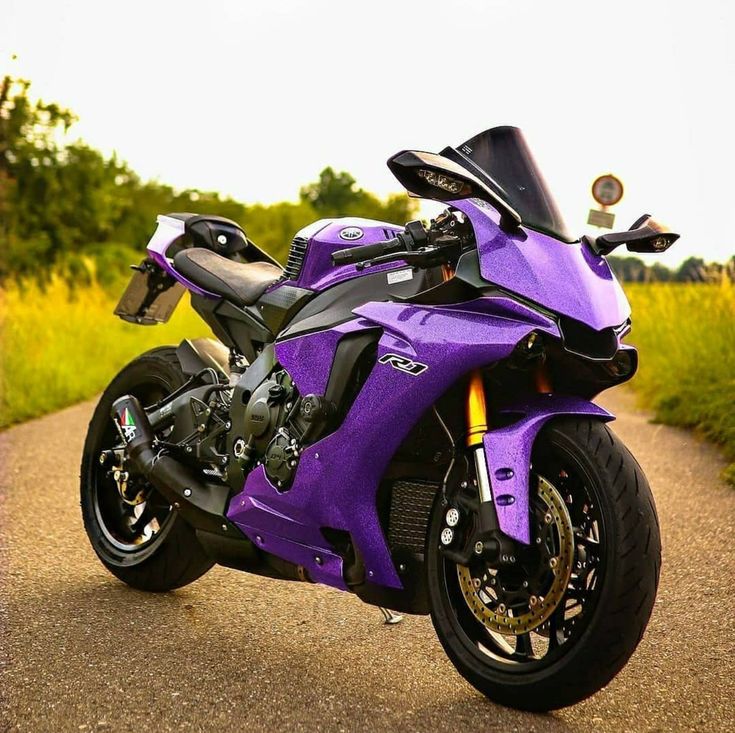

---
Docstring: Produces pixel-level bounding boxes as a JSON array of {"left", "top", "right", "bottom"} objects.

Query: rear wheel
[
  {"left": 80, "top": 347, "right": 214, "bottom": 591},
  {"left": 427, "top": 418, "right": 661, "bottom": 710}
]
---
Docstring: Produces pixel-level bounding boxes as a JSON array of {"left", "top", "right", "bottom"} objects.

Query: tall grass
[
  {"left": 0, "top": 274, "right": 210, "bottom": 427},
  {"left": 624, "top": 281, "right": 735, "bottom": 484}
]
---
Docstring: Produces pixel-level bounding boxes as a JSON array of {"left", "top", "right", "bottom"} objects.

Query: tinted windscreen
[{"left": 446, "top": 126, "right": 573, "bottom": 242}]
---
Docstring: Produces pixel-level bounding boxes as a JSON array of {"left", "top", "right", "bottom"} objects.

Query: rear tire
[
  {"left": 80, "top": 347, "right": 214, "bottom": 592},
  {"left": 427, "top": 417, "right": 661, "bottom": 710}
]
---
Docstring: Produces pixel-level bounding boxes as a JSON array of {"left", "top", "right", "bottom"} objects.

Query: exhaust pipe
[
  {"left": 111, "top": 395, "right": 232, "bottom": 534},
  {"left": 110, "top": 395, "right": 311, "bottom": 583}
]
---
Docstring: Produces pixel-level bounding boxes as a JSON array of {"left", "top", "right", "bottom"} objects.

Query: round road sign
[{"left": 591, "top": 174, "right": 624, "bottom": 207}]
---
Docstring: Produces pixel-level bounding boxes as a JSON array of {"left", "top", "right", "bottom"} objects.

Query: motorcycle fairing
[
  {"left": 273, "top": 319, "right": 370, "bottom": 396},
  {"left": 482, "top": 394, "right": 614, "bottom": 544},
  {"left": 147, "top": 215, "right": 219, "bottom": 298},
  {"left": 452, "top": 199, "right": 631, "bottom": 332},
  {"left": 227, "top": 295, "right": 561, "bottom": 590}
]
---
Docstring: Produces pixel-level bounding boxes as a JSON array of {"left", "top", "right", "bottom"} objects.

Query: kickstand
[{"left": 379, "top": 607, "right": 404, "bottom": 625}]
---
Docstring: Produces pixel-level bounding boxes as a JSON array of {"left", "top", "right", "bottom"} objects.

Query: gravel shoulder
[{"left": 1, "top": 387, "right": 733, "bottom": 732}]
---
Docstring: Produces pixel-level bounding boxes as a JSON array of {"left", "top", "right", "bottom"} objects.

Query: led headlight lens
[{"left": 418, "top": 169, "right": 465, "bottom": 194}]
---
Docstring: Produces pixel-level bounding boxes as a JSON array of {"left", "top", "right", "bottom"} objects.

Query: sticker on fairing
[
  {"left": 387, "top": 268, "right": 413, "bottom": 285},
  {"left": 378, "top": 353, "right": 428, "bottom": 376}
]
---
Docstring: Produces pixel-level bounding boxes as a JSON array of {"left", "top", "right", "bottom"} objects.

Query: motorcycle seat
[{"left": 173, "top": 248, "right": 283, "bottom": 307}]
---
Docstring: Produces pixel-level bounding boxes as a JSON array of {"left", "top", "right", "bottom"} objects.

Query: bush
[
  {"left": 0, "top": 274, "right": 211, "bottom": 427},
  {"left": 625, "top": 281, "right": 735, "bottom": 484}
]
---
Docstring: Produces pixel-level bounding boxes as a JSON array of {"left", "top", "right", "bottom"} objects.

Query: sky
[{"left": 3, "top": 0, "right": 734, "bottom": 266}]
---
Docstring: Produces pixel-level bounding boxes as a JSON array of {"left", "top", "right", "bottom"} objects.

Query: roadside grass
[
  {"left": 0, "top": 272, "right": 210, "bottom": 428},
  {"left": 624, "top": 280, "right": 735, "bottom": 485}
]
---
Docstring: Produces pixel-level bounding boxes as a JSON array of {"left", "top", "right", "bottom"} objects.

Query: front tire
[
  {"left": 427, "top": 418, "right": 661, "bottom": 711},
  {"left": 81, "top": 347, "right": 214, "bottom": 592}
]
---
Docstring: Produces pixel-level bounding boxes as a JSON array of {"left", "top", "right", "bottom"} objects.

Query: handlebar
[
  {"left": 331, "top": 236, "right": 404, "bottom": 266},
  {"left": 330, "top": 217, "right": 468, "bottom": 270},
  {"left": 331, "top": 220, "right": 431, "bottom": 267}
]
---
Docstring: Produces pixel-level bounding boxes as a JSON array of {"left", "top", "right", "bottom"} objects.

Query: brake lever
[
  {"left": 355, "top": 234, "right": 464, "bottom": 271},
  {"left": 355, "top": 249, "right": 438, "bottom": 271}
]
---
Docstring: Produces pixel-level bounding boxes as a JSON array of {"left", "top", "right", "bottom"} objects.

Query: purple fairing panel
[
  {"left": 271, "top": 319, "right": 371, "bottom": 396},
  {"left": 282, "top": 217, "right": 407, "bottom": 292},
  {"left": 453, "top": 199, "right": 631, "bottom": 331},
  {"left": 146, "top": 216, "right": 219, "bottom": 299},
  {"left": 482, "top": 395, "right": 614, "bottom": 545},
  {"left": 227, "top": 296, "right": 560, "bottom": 591}
]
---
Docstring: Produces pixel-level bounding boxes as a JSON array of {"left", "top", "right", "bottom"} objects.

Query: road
[{"left": 1, "top": 388, "right": 733, "bottom": 732}]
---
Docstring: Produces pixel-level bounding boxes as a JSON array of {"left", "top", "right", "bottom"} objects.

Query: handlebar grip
[{"left": 331, "top": 236, "right": 403, "bottom": 266}]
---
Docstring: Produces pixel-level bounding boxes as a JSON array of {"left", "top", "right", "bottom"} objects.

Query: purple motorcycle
[{"left": 81, "top": 126, "right": 678, "bottom": 710}]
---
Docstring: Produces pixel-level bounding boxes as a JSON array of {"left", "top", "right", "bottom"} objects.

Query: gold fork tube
[{"left": 466, "top": 370, "right": 488, "bottom": 448}]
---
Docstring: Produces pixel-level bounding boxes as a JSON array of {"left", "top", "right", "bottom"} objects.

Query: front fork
[
  {"left": 464, "top": 369, "right": 521, "bottom": 563},
  {"left": 462, "top": 362, "right": 552, "bottom": 563},
  {"left": 467, "top": 362, "right": 552, "bottom": 473},
  {"left": 458, "top": 359, "right": 619, "bottom": 560},
  {"left": 442, "top": 259, "right": 548, "bottom": 560},
  {"left": 466, "top": 369, "right": 492, "bottom": 493}
]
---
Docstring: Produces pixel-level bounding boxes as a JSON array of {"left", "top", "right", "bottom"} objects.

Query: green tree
[
  {"left": 300, "top": 166, "right": 417, "bottom": 224},
  {"left": 649, "top": 262, "right": 673, "bottom": 282},
  {"left": 607, "top": 256, "right": 648, "bottom": 282},
  {"left": 676, "top": 257, "right": 706, "bottom": 282},
  {"left": 0, "top": 76, "right": 77, "bottom": 274},
  {"left": 0, "top": 76, "right": 136, "bottom": 276},
  {"left": 1, "top": 78, "right": 417, "bottom": 280},
  {"left": 300, "top": 167, "right": 364, "bottom": 215}
]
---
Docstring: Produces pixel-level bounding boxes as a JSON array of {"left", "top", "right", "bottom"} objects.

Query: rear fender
[
  {"left": 175, "top": 338, "right": 230, "bottom": 377},
  {"left": 483, "top": 394, "right": 614, "bottom": 545},
  {"left": 147, "top": 215, "right": 218, "bottom": 298}
]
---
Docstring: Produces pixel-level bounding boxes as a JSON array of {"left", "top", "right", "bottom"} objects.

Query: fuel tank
[{"left": 281, "top": 217, "right": 415, "bottom": 292}]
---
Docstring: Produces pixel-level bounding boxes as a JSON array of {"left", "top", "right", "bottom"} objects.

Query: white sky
[{"left": 4, "top": 0, "right": 734, "bottom": 265}]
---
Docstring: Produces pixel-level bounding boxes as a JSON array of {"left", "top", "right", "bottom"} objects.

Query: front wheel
[{"left": 427, "top": 418, "right": 661, "bottom": 711}]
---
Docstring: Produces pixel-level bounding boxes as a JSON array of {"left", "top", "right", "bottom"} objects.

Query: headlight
[{"left": 417, "top": 169, "right": 467, "bottom": 194}]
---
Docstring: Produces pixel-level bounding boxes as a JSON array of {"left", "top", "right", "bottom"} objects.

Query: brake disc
[{"left": 457, "top": 476, "right": 574, "bottom": 635}]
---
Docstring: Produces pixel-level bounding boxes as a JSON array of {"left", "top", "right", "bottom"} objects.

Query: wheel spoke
[
  {"left": 513, "top": 633, "right": 534, "bottom": 660},
  {"left": 129, "top": 502, "right": 155, "bottom": 534},
  {"left": 547, "top": 604, "right": 566, "bottom": 651}
]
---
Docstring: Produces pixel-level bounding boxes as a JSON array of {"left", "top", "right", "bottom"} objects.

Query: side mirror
[
  {"left": 387, "top": 150, "right": 522, "bottom": 225},
  {"left": 623, "top": 215, "right": 680, "bottom": 254},
  {"left": 587, "top": 214, "right": 680, "bottom": 256}
]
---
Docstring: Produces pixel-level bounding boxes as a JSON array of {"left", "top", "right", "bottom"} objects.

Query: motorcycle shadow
[{"left": 8, "top": 570, "right": 584, "bottom": 731}]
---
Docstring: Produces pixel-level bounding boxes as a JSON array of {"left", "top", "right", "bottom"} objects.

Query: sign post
[{"left": 588, "top": 173, "right": 623, "bottom": 229}]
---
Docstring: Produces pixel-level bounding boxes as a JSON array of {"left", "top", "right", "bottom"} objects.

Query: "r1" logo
[{"left": 378, "top": 353, "right": 428, "bottom": 376}]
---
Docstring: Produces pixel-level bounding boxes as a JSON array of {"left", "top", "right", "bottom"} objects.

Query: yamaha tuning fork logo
[{"left": 338, "top": 226, "right": 364, "bottom": 241}]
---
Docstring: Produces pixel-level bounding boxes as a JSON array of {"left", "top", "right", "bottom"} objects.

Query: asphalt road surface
[{"left": 1, "top": 388, "right": 733, "bottom": 732}]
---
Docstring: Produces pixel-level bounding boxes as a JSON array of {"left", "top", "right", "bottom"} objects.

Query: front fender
[{"left": 483, "top": 394, "right": 614, "bottom": 544}]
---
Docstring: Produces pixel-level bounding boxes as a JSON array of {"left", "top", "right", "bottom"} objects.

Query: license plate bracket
[{"left": 114, "top": 260, "right": 185, "bottom": 325}]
